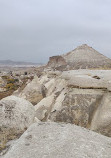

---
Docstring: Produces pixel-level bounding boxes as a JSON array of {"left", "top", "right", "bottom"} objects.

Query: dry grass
[
  {"left": 0, "top": 127, "right": 24, "bottom": 152},
  {"left": 0, "top": 91, "right": 13, "bottom": 100},
  {"left": 0, "top": 76, "right": 33, "bottom": 100}
]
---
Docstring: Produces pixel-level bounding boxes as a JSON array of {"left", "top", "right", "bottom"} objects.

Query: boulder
[
  {"left": 3, "top": 122, "right": 111, "bottom": 158},
  {"left": 0, "top": 95, "right": 35, "bottom": 153},
  {"left": 15, "top": 76, "right": 47, "bottom": 105},
  {"left": 0, "top": 95, "right": 35, "bottom": 130}
]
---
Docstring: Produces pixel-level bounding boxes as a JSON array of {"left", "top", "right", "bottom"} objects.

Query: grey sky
[{"left": 0, "top": 0, "right": 111, "bottom": 63}]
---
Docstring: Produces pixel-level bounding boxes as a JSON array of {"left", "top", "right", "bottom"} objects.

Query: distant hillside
[
  {"left": 0, "top": 60, "right": 43, "bottom": 67},
  {"left": 47, "top": 44, "right": 111, "bottom": 70}
]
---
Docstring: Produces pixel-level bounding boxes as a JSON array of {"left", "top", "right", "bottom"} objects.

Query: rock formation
[
  {"left": 34, "top": 70, "right": 111, "bottom": 137},
  {"left": 14, "top": 76, "right": 47, "bottom": 105},
  {"left": 91, "top": 92, "right": 111, "bottom": 137},
  {"left": 0, "top": 95, "right": 35, "bottom": 153},
  {"left": 47, "top": 44, "right": 111, "bottom": 70},
  {"left": 3, "top": 122, "right": 111, "bottom": 158},
  {"left": 1, "top": 44, "right": 111, "bottom": 157},
  {"left": 47, "top": 55, "right": 67, "bottom": 70},
  {"left": 0, "top": 95, "right": 35, "bottom": 130}
]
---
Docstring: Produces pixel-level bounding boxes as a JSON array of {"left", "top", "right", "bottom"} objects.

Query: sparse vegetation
[
  {"left": 0, "top": 91, "right": 13, "bottom": 100},
  {"left": 2, "top": 76, "right": 19, "bottom": 91},
  {"left": 0, "top": 74, "right": 34, "bottom": 100},
  {"left": 0, "top": 127, "right": 24, "bottom": 152},
  {"left": 5, "top": 83, "right": 19, "bottom": 91}
]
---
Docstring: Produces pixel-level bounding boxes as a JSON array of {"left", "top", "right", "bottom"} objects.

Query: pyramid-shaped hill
[
  {"left": 62, "top": 44, "right": 111, "bottom": 69},
  {"left": 47, "top": 44, "right": 111, "bottom": 70}
]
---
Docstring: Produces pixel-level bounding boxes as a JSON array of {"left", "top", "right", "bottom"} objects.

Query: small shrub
[
  {"left": 24, "top": 72, "right": 27, "bottom": 75},
  {"left": 1, "top": 76, "right": 9, "bottom": 80},
  {"left": 5, "top": 83, "right": 18, "bottom": 91}
]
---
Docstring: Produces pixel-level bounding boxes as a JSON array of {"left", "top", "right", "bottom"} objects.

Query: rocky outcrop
[
  {"left": 61, "top": 70, "right": 109, "bottom": 89},
  {"left": 14, "top": 76, "right": 47, "bottom": 105},
  {"left": 3, "top": 122, "right": 111, "bottom": 158},
  {"left": 35, "top": 94, "right": 55, "bottom": 121},
  {"left": 47, "top": 55, "right": 67, "bottom": 70},
  {"left": 0, "top": 95, "right": 35, "bottom": 153},
  {"left": 91, "top": 92, "right": 111, "bottom": 137},
  {"left": 49, "top": 89, "right": 104, "bottom": 128},
  {"left": 2, "top": 67, "right": 111, "bottom": 157},
  {"left": 0, "top": 95, "right": 35, "bottom": 130},
  {"left": 34, "top": 70, "right": 111, "bottom": 137},
  {"left": 2, "top": 45, "right": 111, "bottom": 157}
]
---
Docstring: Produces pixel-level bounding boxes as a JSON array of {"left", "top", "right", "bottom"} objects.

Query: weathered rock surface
[
  {"left": 14, "top": 76, "right": 47, "bottom": 105},
  {"left": 61, "top": 70, "right": 111, "bottom": 90},
  {"left": 0, "top": 95, "right": 35, "bottom": 154},
  {"left": 35, "top": 94, "right": 55, "bottom": 121},
  {"left": 49, "top": 89, "right": 104, "bottom": 128},
  {"left": 1, "top": 47, "right": 111, "bottom": 157},
  {"left": 47, "top": 55, "right": 67, "bottom": 69},
  {"left": 91, "top": 92, "right": 111, "bottom": 137},
  {"left": 3, "top": 122, "right": 111, "bottom": 158},
  {"left": 0, "top": 95, "right": 35, "bottom": 130},
  {"left": 45, "top": 77, "right": 67, "bottom": 96},
  {"left": 34, "top": 70, "right": 111, "bottom": 137}
]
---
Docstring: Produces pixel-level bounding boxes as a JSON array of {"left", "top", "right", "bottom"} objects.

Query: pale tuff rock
[
  {"left": 0, "top": 95, "right": 35, "bottom": 155},
  {"left": 0, "top": 95, "right": 35, "bottom": 130},
  {"left": 3, "top": 122, "right": 111, "bottom": 158},
  {"left": 39, "top": 75, "right": 49, "bottom": 84},
  {"left": 34, "top": 94, "right": 55, "bottom": 121},
  {"left": 45, "top": 78, "right": 67, "bottom": 96},
  {"left": 61, "top": 70, "right": 111, "bottom": 90},
  {"left": 51, "top": 89, "right": 66, "bottom": 112},
  {"left": 48, "top": 88, "right": 104, "bottom": 128},
  {"left": 35, "top": 77, "right": 67, "bottom": 121},
  {"left": 45, "top": 78, "right": 56, "bottom": 96},
  {"left": 2, "top": 44, "right": 111, "bottom": 157},
  {"left": 67, "top": 75, "right": 107, "bottom": 89},
  {"left": 34, "top": 70, "right": 111, "bottom": 137},
  {"left": 91, "top": 92, "right": 111, "bottom": 137},
  {"left": 14, "top": 76, "right": 47, "bottom": 105}
]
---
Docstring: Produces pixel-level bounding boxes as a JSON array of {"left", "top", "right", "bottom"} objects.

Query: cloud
[{"left": 0, "top": 0, "right": 111, "bottom": 63}]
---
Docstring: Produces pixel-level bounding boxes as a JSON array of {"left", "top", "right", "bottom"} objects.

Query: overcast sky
[{"left": 0, "top": 0, "right": 111, "bottom": 63}]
